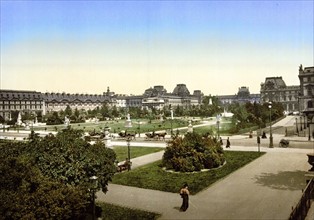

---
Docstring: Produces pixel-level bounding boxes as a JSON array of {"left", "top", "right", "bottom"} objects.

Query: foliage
[
  {"left": 98, "top": 202, "right": 160, "bottom": 220},
  {"left": 0, "top": 128, "right": 117, "bottom": 219},
  {"left": 113, "top": 151, "right": 265, "bottom": 195},
  {"left": 162, "top": 132, "right": 225, "bottom": 172},
  {"left": 228, "top": 102, "right": 285, "bottom": 134},
  {"left": 0, "top": 156, "right": 88, "bottom": 219},
  {"left": 28, "top": 128, "right": 117, "bottom": 192}
]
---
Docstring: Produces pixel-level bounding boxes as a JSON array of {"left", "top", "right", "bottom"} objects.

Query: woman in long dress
[{"left": 180, "top": 183, "right": 190, "bottom": 211}]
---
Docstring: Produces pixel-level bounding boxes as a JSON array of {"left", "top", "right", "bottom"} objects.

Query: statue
[
  {"left": 16, "top": 112, "right": 22, "bottom": 126},
  {"left": 299, "top": 64, "right": 303, "bottom": 71},
  {"left": 188, "top": 120, "right": 193, "bottom": 133},
  {"left": 125, "top": 113, "right": 132, "bottom": 128},
  {"left": 64, "top": 116, "right": 70, "bottom": 127}
]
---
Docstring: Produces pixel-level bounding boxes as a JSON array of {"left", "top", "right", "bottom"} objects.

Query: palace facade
[
  {"left": 260, "top": 76, "right": 300, "bottom": 112},
  {"left": 298, "top": 65, "right": 314, "bottom": 137},
  {"left": 217, "top": 86, "right": 260, "bottom": 105},
  {"left": 0, "top": 84, "right": 203, "bottom": 121}
]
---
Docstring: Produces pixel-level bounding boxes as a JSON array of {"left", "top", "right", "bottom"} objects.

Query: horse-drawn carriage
[
  {"left": 118, "top": 131, "right": 136, "bottom": 140},
  {"left": 145, "top": 131, "right": 167, "bottom": 141}
]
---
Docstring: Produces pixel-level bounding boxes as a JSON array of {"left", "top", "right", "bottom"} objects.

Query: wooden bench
[{"left": 117, "top": 161, "right": 132, "bottom": 172}]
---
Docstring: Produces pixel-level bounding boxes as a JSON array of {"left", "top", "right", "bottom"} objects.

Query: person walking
[
  {"left": 179, "top": 183, "right": 190, "bottom": 212},
  {"left": 257, "top": 136, "right": 261, "bottom": 152},
  {"left": 226, "top": 137, "right": 231, "bottom": 148},
  {"left": 219, "top": 137, "right": 223, "bottom": 146}
]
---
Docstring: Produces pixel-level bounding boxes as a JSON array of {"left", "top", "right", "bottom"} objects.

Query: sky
[{"left": 0, "top": 0, "right": 313, "bottom": 96}]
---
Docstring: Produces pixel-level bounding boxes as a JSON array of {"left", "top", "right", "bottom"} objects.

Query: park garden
[{"left": 0, "top": 100, "right": 284, "bottom": 219}]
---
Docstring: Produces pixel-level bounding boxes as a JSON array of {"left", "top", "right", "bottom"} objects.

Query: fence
[{"left": 289, "top": 178, "right": 314, "bottom": 220}]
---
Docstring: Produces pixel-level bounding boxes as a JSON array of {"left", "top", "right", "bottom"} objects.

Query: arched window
[{"left": 308, "top": 100, "right": 313, "bottom": 108}]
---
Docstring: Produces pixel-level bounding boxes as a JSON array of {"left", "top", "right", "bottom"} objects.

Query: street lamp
[
  {"left": 126, "top": 136, "right": 132, "bottom": 171},
  {"left": 137, "top": 120, "right": 141, "bottom": 138},
  {"left": 268, "top": 102, "right": 273, "bottom": 148},
  {"left": 295, "top": 117, "right": 299, "bottom": 135},
  {"left": 170, "top": 108, "right": 173, "bottom": 136},
  {"left": 89, "top": 176, "right": 98, "bottom": 220},
  {"left": 216, "top": 114, "right": 221, "bottom": 139}
]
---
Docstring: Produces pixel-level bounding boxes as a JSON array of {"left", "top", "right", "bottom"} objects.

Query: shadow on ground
[{"left": 254, "top": 170, "right": 307, "bottom": 191}]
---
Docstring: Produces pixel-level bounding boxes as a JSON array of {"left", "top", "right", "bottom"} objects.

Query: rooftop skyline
[{"left": 1, "top": 1, "right": 313, "bottom": 96}]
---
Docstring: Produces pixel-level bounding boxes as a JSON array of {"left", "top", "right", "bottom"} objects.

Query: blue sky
[{"left": 1, "top": 1, "right": 313, "bottom": 95}]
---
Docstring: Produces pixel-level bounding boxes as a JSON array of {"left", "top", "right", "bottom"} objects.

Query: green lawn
[
  {"left": 113, "top": 146, "right": 164, "bottom": 162},
  {"left": 97, "top": 202, "right": 160, "bottom": 220},
  {"left": 112, "top": 151, "right": 265, "bottom": 195}
]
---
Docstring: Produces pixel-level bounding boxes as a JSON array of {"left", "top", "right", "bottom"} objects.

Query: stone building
[
  {"left": 0, "top": 84, "right": 203, "bottom": 121},
  {"left": 0, "top": 90, "right": 44, "bottom": 121},
  {"left": 217, "top": 86, "right": 260, "bottom": 105},
  {"left": 43, "top": 92, "right": 112, "bottom": 113},
  {"left": 260, "top": 77, "right": 300, "bottom": 112},
  {"left": 298, "top": 65, "right": 314, "bottom": 139},
  {"left": 141, "top": 84, "right": 203, "bottom": 110}
]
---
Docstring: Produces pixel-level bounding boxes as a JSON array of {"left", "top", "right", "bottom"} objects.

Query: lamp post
[
  {"left": 300, "top": 116, "right": 303, "bottom": 131},
  {"left": 170, "top": 108, "right": 173, "bottom": 136},
  {"left": 304, "top": 115, "right": 307, "bottom": 129},
  {"left": 296, "top": 118, "right": 299, "bottom": 135},
  {"left": 269, "top": 102, "right": 273, "bottom": 148},
  {"left": 126, "top": 136, "right": 131, "bottom": 171},
  {"left": 216, "top": 114, "right": 221, "bottom": 139},
  {"left": 90, "top": 176, "right": 98, "bottom": 220},
  {"left": 137, "top": 120, "right": 141, "bottom": 137}
]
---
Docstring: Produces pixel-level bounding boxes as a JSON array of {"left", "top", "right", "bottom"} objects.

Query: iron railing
[{"left": 289, "top": 178, "right": 314, "bottom": 220}]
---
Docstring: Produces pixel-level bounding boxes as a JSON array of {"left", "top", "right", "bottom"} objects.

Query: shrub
[{"left": 162, "top": 133, "right": 225, "bottom": 172}]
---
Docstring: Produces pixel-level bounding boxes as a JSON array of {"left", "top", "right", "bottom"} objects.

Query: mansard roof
[
  {"left": 262, "top": 77, "right": 287, "bottom": 90},
  {"left": 43, "top": 92, "right": 109, "bottom": 103},
  {"left": 0, "top": 90, "right": 43, "bottom": 101}
]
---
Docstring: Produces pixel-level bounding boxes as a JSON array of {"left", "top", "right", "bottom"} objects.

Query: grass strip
[
  {"left": 97, "top": 202, "right": 161, "bottom": 220},
  {"left": 113, "top": 146, "right": 164, "bottom": 162}
]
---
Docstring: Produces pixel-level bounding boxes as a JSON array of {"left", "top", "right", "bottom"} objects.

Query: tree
[
  {"left": 0, "top": 155, "right": 88, "bottom": 219},
  {"left": 64, "top": 105, "right": 72, "bottom": 117},
  {"left": 0, "top": 128, "right": 117, "bottom": 219},
  {"left": 29, "top": 128, "right": 116, "bottom": 192}
]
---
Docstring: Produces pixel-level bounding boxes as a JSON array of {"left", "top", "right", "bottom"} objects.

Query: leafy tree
[
  {"left": 64, "top": 105, "right": 72, "bottom": 117},
  {"left": 100, "top": 103, "right": 110, "bottom": 118},
  {"left": 28, "top": 128, "right": 116, "bottom": 192},
  {"left": 46, "top": 111, "right": 63, "bottom": 125},
  {"left": 111, "top": 105, "right": 119, "bottom": 118},
  {"left": 0, "top": 128, "right": 117, "bottom": 219},
  {"left": 0, "top": 155, "right": 87, "bottom": 219}
]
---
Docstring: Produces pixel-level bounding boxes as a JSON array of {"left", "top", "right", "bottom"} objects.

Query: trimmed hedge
[{"left": 162, "top": 133, "right": 225, "bottom": 172}]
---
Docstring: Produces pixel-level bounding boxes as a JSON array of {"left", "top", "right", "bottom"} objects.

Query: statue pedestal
[
  {"left": 125, "top": 120, "right": 132, "bottom": 128},
  {"left": 187, "top": 121, "right": 193, "bottom": 133},
  {"left": 103, "top": 127, "right": 112, "bottom": 148}
]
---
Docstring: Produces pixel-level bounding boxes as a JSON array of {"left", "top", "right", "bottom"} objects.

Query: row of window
[
  {"left": 0, "top": 105, "right": 42, "bottom": 110},
  {"left": 0, "top": 101, "right": 42, "bottom": 105},
  {"left": 302, "top": 76, "right": 314, "bottom": 83}
]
